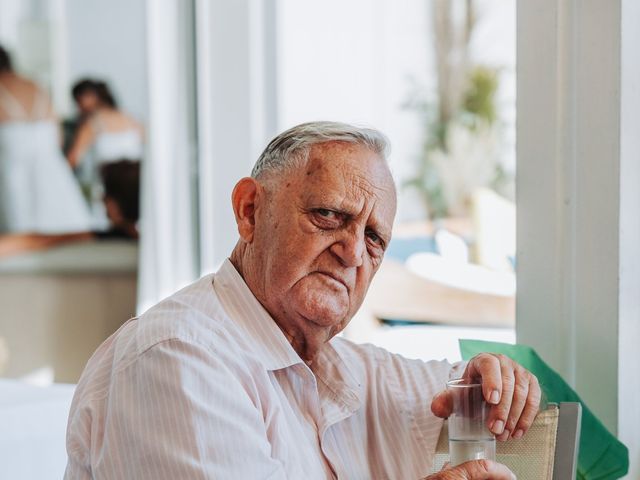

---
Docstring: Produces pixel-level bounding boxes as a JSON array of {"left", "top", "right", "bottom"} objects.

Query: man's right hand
[{"left": 425, "top": 460, "right": 516, "bottom": 479}]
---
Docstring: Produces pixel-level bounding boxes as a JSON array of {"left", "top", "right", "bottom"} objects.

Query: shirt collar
[
  {"left": 212, "top": 258, "right": 363, "bottom": 413},
  {"left": 213, "top": 258, "right": 303, "bottom": 371},
  {"left": 314, "top": 341, "right": 363, "bottom": 414}
]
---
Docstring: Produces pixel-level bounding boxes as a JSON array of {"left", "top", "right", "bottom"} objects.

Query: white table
[{"left": 0, "top": 380, "right": 75, "bottom": 479}]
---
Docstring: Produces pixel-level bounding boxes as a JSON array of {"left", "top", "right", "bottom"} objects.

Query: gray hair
[{"left": 251, "top": 121, "right": 389, "bottom": 179}]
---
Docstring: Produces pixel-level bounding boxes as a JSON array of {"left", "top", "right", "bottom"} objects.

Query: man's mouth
[{"left": 316, "top": 271, "right": 349, "bottom": 291}]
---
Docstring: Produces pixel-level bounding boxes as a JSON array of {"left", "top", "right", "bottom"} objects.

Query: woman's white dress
[
  {"left": 77, "top": 114, "right": 143, "bottom": 230},
  {"left": 0, "top": 82, "right": 91, "bottom": 234}
]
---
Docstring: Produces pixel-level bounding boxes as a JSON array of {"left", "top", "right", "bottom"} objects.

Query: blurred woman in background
[
  {"left": 0, "top": 45, "right": 91, "bottom": 234},
  {"left": 0, "top": 159, "right": 140, "bottom": 257},
  {"left": 67, "top": 78, "right": 143, "bottom": 229},
  {"left": 67, "top": 79, "right": 143, "bottom": 167}
]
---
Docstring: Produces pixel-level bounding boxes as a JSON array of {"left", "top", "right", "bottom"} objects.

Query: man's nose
[{"left": 330, "top": 228, "right": 365, "bottom": 268}]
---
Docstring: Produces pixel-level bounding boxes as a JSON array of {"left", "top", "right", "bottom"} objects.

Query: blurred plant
[{"left": 405, "top": 0, "right": 509, "bottom": 218}]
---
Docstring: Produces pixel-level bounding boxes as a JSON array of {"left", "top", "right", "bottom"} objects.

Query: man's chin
[
  {"left": 288, "top": 287, "right": 349, "bottom": 324},
  {"left": 292, "top": 317, "right": 347, "bottom": 363},
  {"left": 298, "top": 309, "right": 347, "bottom": 330}
]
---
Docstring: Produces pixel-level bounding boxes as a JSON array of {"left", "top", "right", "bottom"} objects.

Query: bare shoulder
[
  {"left": 0, "top": 74, "right": 55, "bottom": 120},
  {"left": 123, "top": 111, "right": 142, "bottom": 130},
  {"left": 95, "top": 108, "right": 140, "bottom": 131},
  {"left": 0, "top": 74, "right": 50, "bottom": 109}
]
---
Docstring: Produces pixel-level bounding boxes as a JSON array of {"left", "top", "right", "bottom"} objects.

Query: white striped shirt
[{"left": 65, "top": 259, "right": 462, "bottom": 479}]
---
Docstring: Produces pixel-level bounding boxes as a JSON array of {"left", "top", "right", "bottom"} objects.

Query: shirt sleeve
[
  {"left": 86, "top": 339, "right": 287, "bottom": 480},
  {"left": 396, "top": 356, "right": 467, "bottom": 477},
  {"left": 328, "top": 339, "right": 470, "bottom": 478}
]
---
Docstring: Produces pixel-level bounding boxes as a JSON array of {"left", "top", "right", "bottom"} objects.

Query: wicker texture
[{"left": 431, "top": 406, "right": 559, "bottom": 479}]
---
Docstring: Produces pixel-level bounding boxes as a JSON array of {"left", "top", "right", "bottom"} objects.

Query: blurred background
[
  {"left": 1, "top": 0, "right": 638, "bottom": 478},
  {"left": 0, "top": 0, "right": 516, "bottom": 385}
]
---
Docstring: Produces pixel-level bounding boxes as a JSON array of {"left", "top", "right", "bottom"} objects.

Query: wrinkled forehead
[{"left": 296, "top": 141, "right": 396, "bottom": 217}]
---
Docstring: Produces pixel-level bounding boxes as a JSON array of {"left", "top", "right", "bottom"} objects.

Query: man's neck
[{"left": 228, "top": 245, "right": 321, "bottom": 365}]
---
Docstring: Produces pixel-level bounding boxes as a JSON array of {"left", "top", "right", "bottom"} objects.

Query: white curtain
[{"left": 137, "top": 0, "right": 199, "bottom": 313}]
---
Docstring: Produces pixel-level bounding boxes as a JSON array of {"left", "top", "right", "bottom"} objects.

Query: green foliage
[
  {"left": 405, "top": 65, "right": 502, "bottom": 218},
  {"left": 462, "top": 66, "right": 499, "bottom": 125}
]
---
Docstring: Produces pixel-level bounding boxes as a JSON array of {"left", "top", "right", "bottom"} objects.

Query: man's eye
[
  {"left": 316, "top": 209, "right": 335, "bottom": 218},
  {"left": 311, "top": 209, "right": 343, "bottom": 228},
  {"left": 366, "top": 229, "right": 383, "bottom": 247}
]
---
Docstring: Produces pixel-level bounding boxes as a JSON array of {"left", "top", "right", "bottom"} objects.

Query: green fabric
[{"left": 459, "top": 339, "right": 629, "bottom": 480}]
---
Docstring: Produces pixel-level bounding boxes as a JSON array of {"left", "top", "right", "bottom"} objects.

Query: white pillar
[
  {"left": 138, "top": 0, "right": 199, "bottom": 311},
  {"left": 195, "top": 0, "right": 278, "bottom": 273},
  {"left": 617, "top": 0, "right": 640, "bottom": 473},
  {"left": 517, "top": 0, "right": 640, "bottom": 475}
]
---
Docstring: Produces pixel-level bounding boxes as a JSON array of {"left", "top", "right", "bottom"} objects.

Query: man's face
[{"left": 249, "top": 141, "right": 396, "bottom": 360}]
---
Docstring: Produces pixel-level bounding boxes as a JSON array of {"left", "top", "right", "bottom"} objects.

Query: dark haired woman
[
  {"left": 67, "top": 78, "right": 143, "bottom": 228},
  {"left": 0, "top": 45, "right": 91, "bottom": 233}
]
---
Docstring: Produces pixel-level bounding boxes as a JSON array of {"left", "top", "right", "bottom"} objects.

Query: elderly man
[{"left": 65, "top": 122, "right": 539, "bottom": 479}]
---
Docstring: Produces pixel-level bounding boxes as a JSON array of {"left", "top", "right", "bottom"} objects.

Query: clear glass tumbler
[{"left": 446, "top": 378, "right": 496, "bottom": 466}]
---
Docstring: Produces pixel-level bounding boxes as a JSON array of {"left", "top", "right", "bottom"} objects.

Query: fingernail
[
  {"left": 489, "top": 389, "right": 500, "bottom": 404},
  {"left": 492, "top": 419, "right": 505, "bottom": 434},
  {"left": 513, "top": 429, "right": 524, "bottom": 439},
  {"left": 511, "top": 474, "right": 517, "bottom": 480}
]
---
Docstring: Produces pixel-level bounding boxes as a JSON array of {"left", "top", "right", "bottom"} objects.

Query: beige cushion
[{"left": 431, "top": 406, "right": 559, "bottom": 479}]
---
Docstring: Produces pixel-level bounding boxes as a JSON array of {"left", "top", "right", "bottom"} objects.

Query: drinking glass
[{"left": 446, "top": 378, "right": 496, "bottom": 466}]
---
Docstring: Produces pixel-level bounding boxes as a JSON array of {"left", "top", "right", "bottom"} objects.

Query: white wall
[
  {"left": 0, "top": 0, "right": 147, "bottom": 121},
  {"left": 0, "top": 0, "right": 67, "bottom": 108},
  {"left": 0, "top": 0, "right": 23, "bottom": 47},
  {"left": 65, "top": 0, "right": 148, "bottom": 121},
  {"left": 276, "top": 0, "right": 432, "bottom": 222}
]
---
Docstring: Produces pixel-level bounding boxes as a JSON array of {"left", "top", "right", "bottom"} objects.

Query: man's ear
[{"left": 231, "top": 177, "right": 261, "bottom": 242}]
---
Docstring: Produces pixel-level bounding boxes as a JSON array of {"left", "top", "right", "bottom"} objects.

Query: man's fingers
[
  {"left": 431, "top": 390, "right": 453, "bottom": 418},
  {"left": 458, "top": 459, "right": 516, "bottom": 480},
  {"left": 513, "top": 374, "right": 541, "bottom": 438},
  {"left": 465, "top": 354, "right": 502, "bottom": 406},
  {"left": 460, "top": 352, "right": 542, "bottom": 442},
  {"left": 502, "top": 367, "right": 529, "bottom": 438},
  {"left": 425, "top": 460, "right": 516, "bottom": 480},
  {"left": 489, "top": 356, "right": 517, "bottom": 438}
]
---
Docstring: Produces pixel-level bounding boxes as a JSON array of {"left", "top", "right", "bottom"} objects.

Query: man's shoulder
[
  {"left": 105, "top": 275, "right": 243, "bottom": 372},
  {"left": 135, "top": 275, "right": 262, "bottom": 355},
  {"left": 136, "top": 275, "right": 226, "bottom": 350},
  {"left": 72, "top": 275, "right": 266, "bottom": 408}
]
